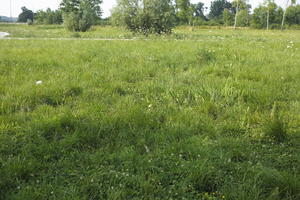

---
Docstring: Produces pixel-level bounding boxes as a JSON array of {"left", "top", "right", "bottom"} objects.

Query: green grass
[
  {"left": 0, "top": 24, "right": 133, "bottom": 39},
  {"left": 0, "top": 24, "right": 300, "bottom": 200}
]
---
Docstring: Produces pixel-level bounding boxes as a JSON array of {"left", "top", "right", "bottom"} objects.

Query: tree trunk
[
  {"left": 234, "top": 1, "right": 239, "bottom": 30},
  {"left": 267, "top": 7, "right": 269, "bottom": 30},
  {"left": 281, "top": 0, "right": 290, "bottom": 31}
]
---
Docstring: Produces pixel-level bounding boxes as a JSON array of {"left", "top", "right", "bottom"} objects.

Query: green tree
[
  {"left": 60, "top": 0, "right": 102, "bottom": 32},
  {"left": 281, "top": 0, "right": 297, "bottom": 30},
  {"left": 18, "top": 7, "right": 34, "bottom": 23},
  {"left": 209, "top": 0, "right": 232, "bottom": 19},
  {"left": 35, "top": 9, "right": 63, "bottom": 24},
  {"left": 194, "top": 2, "right": 206, "bottom": 19},
  {"left": 223, "top": 8, "right": 234, "bottom": 26},
  {"left": 175, "top": 0, "right": 191, "bottom": 24},
  {"left": 251, "top": 1, "right": 282, "bottom": 29},
  {"left": 111, "top": 0, "right": 175, "bottom": 35},
  {"left": 285, "top": 4, "right": 300, "bottom": 25},
  {"left": 232, "top": 0, "right": 251, "bottom": 29},
  {"left": 264, "top": 0, "right": 281, "bottom": 30}
]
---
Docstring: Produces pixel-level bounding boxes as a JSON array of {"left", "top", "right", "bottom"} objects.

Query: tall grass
[{"left": 0, "top": 25, "right": 300, "bottom": 199}]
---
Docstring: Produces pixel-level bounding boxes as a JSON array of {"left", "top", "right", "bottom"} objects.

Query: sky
[{"left": 0, "top": 0, "right": 291, "bottom": 18}]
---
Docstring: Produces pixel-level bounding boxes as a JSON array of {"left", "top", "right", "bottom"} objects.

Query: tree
[
  {"left": 111, "top": 0, "right": 176, "bottom": 35},
  {"left": 175, "top": 1, "right": 207, "bottom": 25},
  {"left": 18, "top": 7, "right": 34, "bottom": 23},
  {"left": 251, "top": 1, "right": 282, "bottom": 29},
  {"left": 281, "top": 0, "right": 296, "bottom": 30},
  {"left": 264, "top": 0, "right": 274, "bottom": 30},
  {"left": 285, "top": 4, "right": 300, "bottom": 26},
  {"left": 35, "top": 9, "right": 63, "bottom": 24},
  {"left": 194, "top": 2, "right": 205, "bottom": 19},
  {"left": 175, "top": 0, "right": 190, "bottom": 24},
  {"left": 223, "top": 8, "right": 234, "bottom": 26},
  {"left": 209, "top": 0, "right": 232, "bottom": 19},
  {"left": 60, "top": 0, "right": 102, "bottom": 32},
  {"left": 232, "top": 0, "right": 251, "bottom": 29}
]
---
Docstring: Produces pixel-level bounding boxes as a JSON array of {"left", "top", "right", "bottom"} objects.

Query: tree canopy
[
  {"left": 60, "top": 0, "right": 103, "bottom": 31},
  {"left": 18, "top": 7, "right": 34, "bottom": 23},
  {"left": 111, "top": 0, "right": 176, "bottom": 35}
]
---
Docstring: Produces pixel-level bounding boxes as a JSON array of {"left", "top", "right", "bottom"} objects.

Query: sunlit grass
[{"left": 0, "top": 24, "right": 300, "bottom": 199}]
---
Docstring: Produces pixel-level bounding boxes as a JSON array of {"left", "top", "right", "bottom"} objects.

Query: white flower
[{"left": 36, "top": 80, "right": 43, "bottom": 85}]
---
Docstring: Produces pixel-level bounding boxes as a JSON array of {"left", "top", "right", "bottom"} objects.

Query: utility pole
[{"left": 10, "top": 0, "right": 12, "bottom": 22}]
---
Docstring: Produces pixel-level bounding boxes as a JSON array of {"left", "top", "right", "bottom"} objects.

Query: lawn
[{"left": 0, "top": 24, "right": 300, "bottom": 200}]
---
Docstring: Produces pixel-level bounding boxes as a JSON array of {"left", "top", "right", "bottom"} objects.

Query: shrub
[
  {"left": 60, "top": 0, "right": 102, "bottom": 32},
  {"left": 111, "top": 0, "right": 176, "bottom": 35},
  {"left": 64, "top": 13, "right": 92, "bottom": 32},
  {"left": 27, "top": 19, "right": 33, "bottom": 26}
]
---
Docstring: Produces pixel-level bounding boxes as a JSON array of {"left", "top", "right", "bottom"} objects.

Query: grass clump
[
  {"left": 197, "top": 48, "right": 216, "bottom": 65},
  {"left": 264, "top": 102, "right": 288, "bottom": 143},
  {"left": 70, "top": 32, "right": 81, "bottom": 38}
]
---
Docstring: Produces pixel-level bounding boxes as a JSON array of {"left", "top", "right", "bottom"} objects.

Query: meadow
[{"left": 0, "top": 24, "right": 300, "bottom": 200}]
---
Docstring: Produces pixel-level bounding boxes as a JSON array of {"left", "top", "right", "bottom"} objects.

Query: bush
[
  {"left": 64, "top": 13, "right": 92, "bottom": 32},
  {"left": 60, "top": 0, "right": 102, "bottom": 32},
  {"left": 111, "top": 0, "right": 175, "bottom": 35},
  {"left": 269, "top": 23, "right": 281, "bottom": 30},
  {"left": 27, "top": 19, "right": 33, "bottom": 26}
]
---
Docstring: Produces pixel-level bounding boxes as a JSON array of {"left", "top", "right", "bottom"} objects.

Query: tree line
[{"left": 17, "top": 0, "right": 300, "bottom": 33}]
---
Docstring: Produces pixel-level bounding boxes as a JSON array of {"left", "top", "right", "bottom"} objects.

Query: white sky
[{"left": 0, "top": 0, "right": 292, "bottom": 18}]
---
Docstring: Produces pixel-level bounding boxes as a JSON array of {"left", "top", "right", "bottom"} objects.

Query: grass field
[{"left": 0, "top": 24, "right": 300, "bottom": 200}]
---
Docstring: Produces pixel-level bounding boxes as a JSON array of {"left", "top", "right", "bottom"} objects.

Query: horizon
[{"left": 0, "top": 0, "right": 292, "bottom": 18}]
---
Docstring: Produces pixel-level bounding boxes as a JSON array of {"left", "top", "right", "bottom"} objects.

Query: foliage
[
  {"left": 111, "top": 0, "right": 176, "bottom": 35},
  {"left": 60, "top": 0, "right": 103, "bottom": 32},
  {"left": 251, "top": 2, "right": 283, "bottom": 29},
  {"left": 236, "top": 9, "right": 250, "bottom": 27},
  {"left": 209, "top": 0, "right": 232, "bottom": 19},
  {"left": 175, "top": 0, "right": 192, "bottom": 25},
  {"left": 18, "top": 7, "right": 34, "bottom": 23},
  {"left": 285, "top": 5, "right": 300, "bottom": 26},
  {"left": 194, "top": 2, "right": 206, "bottom": 20},
  {"left": 223, "top": 8, "right": 234, "bottom": 26},
  {"left": 232, "top": 0, "right": 251, "bottom": 28},
  {"left": 35, "top": 9, "right": 63, "bottom": 25},
  {"left": 27, "top": 19, "right": 33, "bottom": 26}
]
